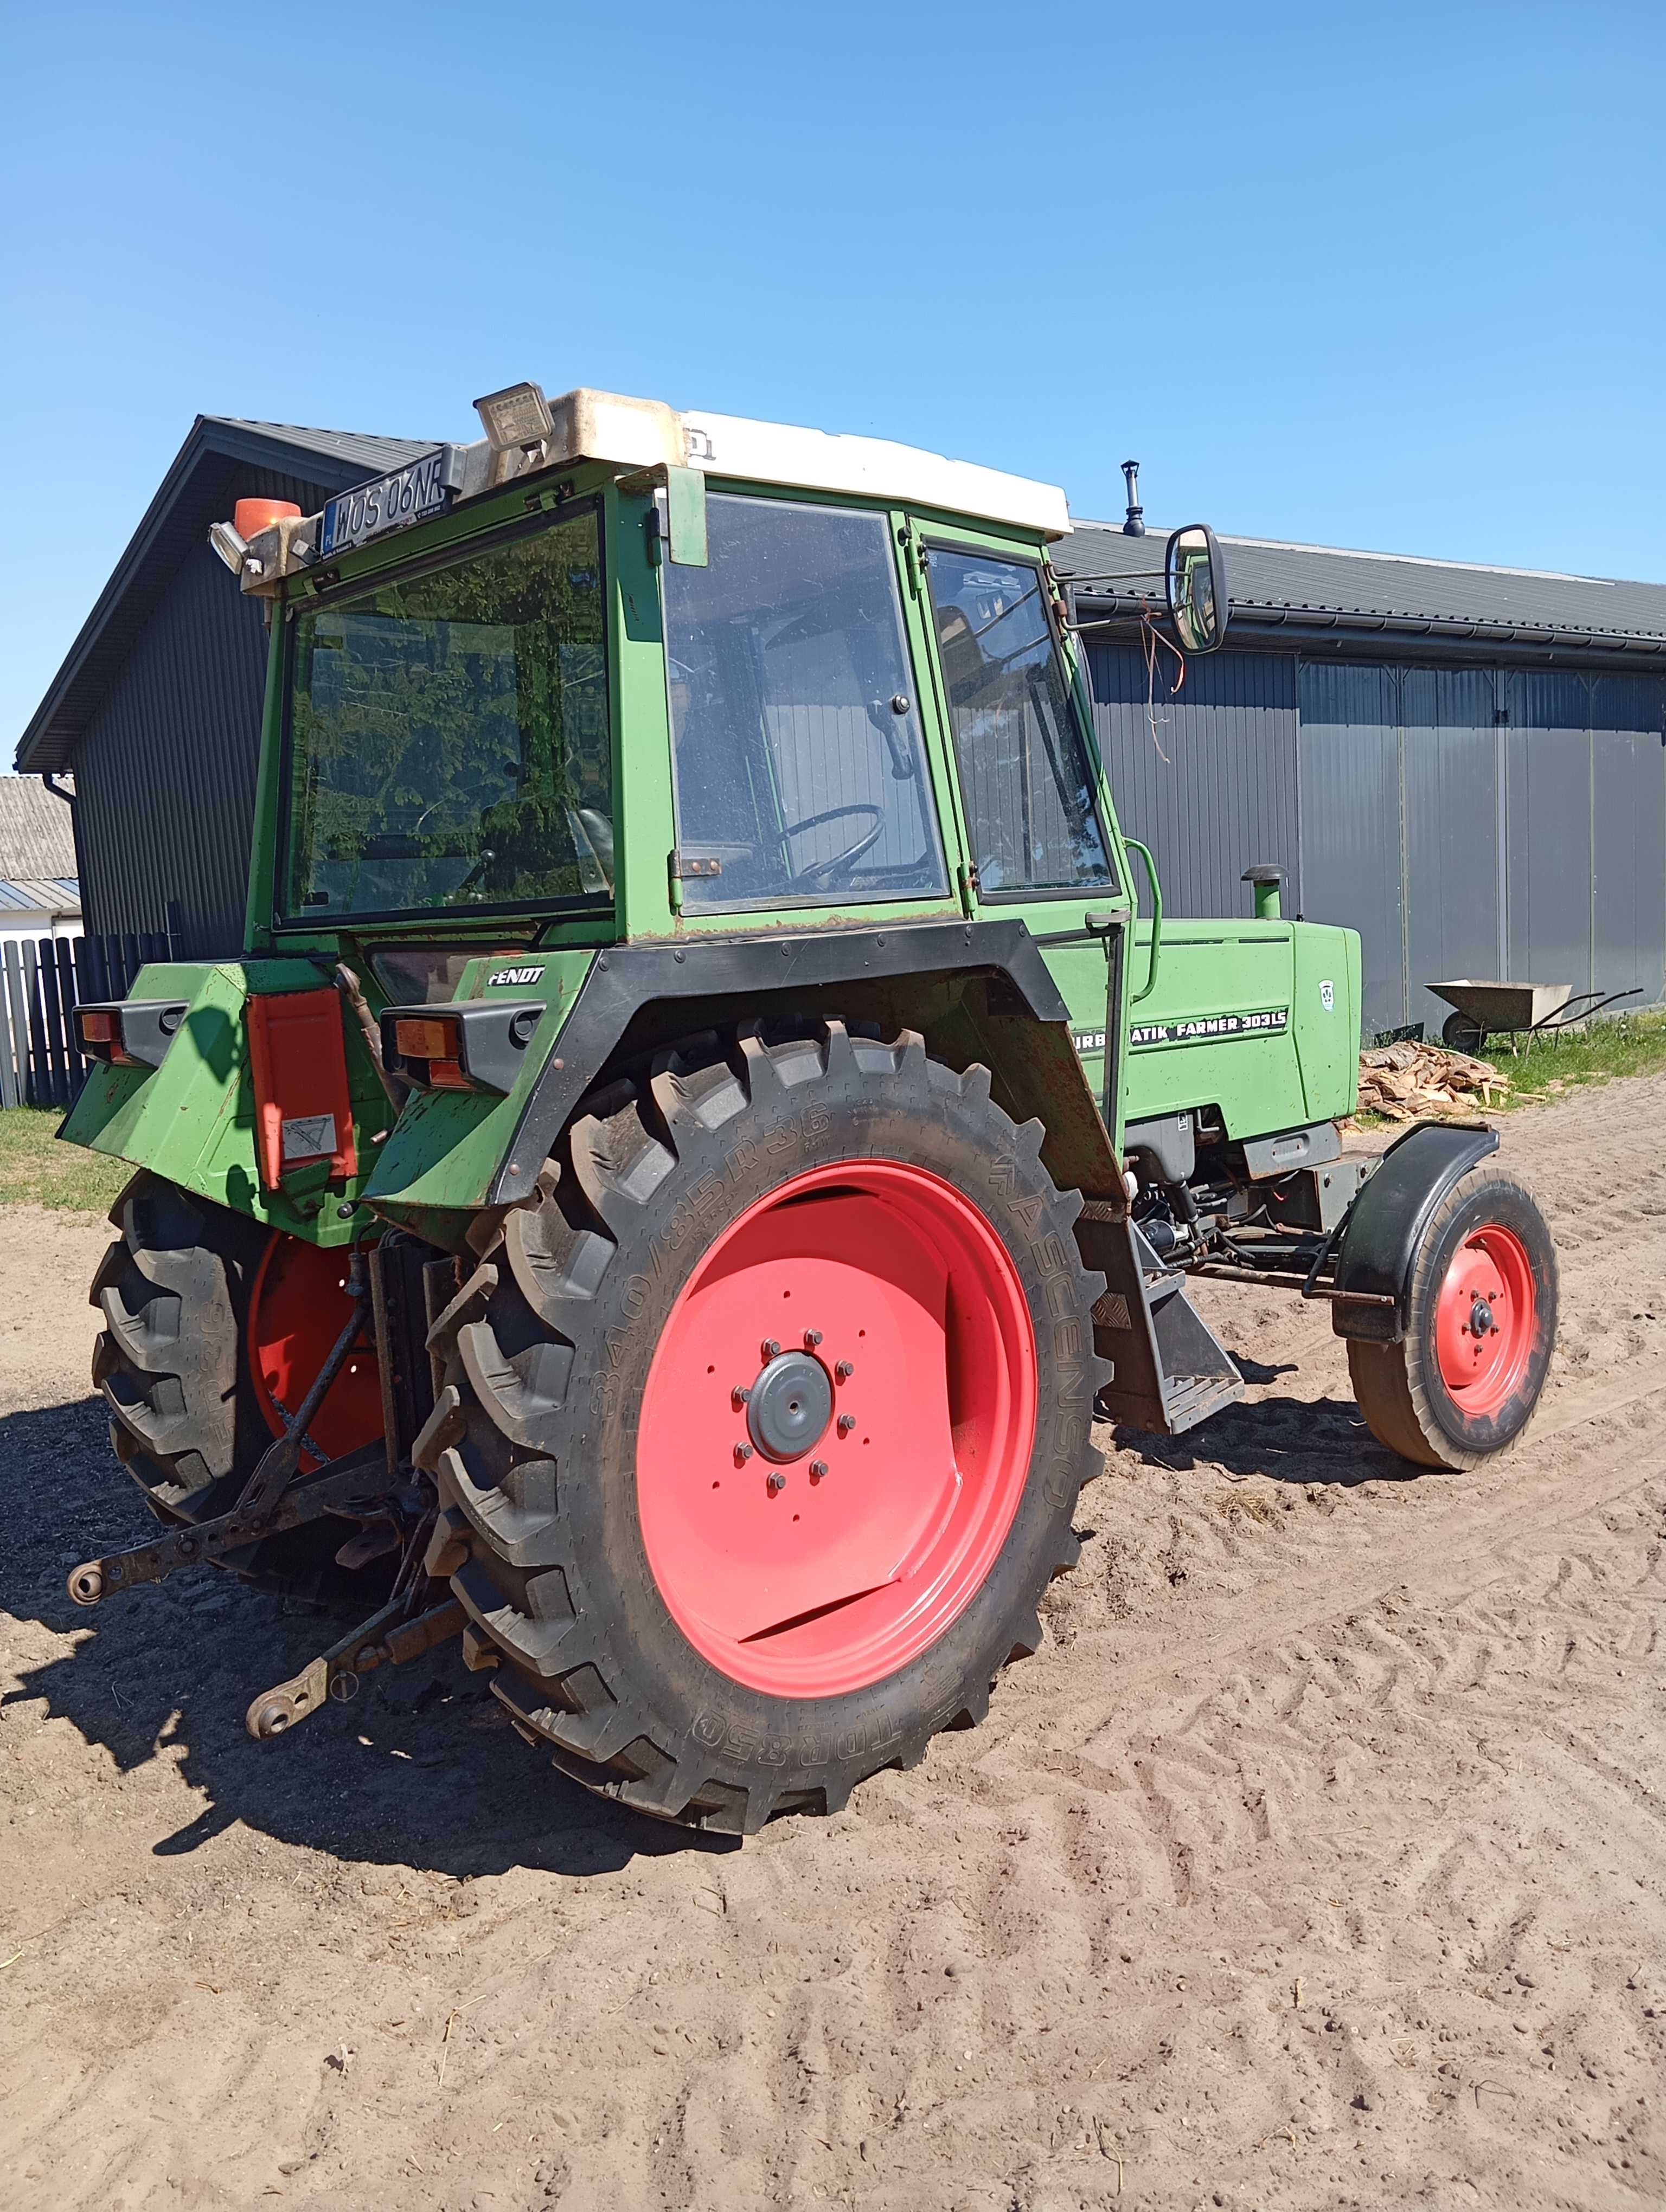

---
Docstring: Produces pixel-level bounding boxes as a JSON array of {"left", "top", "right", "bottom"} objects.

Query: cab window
[
  {"left": 663, "top": 494, "right": 949, "bottom": 911},
  {"left": 927, "top": 546, "right": 1113, "bottom": 896}
]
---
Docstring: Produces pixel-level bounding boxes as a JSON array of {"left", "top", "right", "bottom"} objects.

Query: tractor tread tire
[
  {"left": 421, "top": 1018, "right": 1108, "bottom": 1835},
  {"left": 92, "top": 1173, "right": 266, "bottom": 1523},
  {"left": 1349, "top": 1163, "right": 1556, "bottom": 1472},
  {"left": 89, "top": 1170, "right": 383, "bottom": 1602}
]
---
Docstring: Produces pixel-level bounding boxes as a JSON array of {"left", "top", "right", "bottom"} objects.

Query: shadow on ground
[
  {"left": 1111, "top": 1385, "right": 1418, "bottom": 1486},
  {"left": 0, "top": 1397, "right": 736, "bottom": 1879}
]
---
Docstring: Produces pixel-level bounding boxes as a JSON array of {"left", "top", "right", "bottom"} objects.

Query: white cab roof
[{"left": 677, "top": 404, "right": 1071, "bottom": 539}]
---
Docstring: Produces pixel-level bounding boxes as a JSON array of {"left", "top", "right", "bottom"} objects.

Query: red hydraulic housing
[{"left": 246, "top": 989, "right": 357, "bottom": 1191}]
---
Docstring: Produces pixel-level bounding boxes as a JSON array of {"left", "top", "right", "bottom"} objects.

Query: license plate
[{"left": 321, "top": 448, "right": 452, "bottom": 557}]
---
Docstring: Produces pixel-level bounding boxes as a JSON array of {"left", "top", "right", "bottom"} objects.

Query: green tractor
[{"left": 61, "top": 383, "right": 1557, "bottom": 1832}]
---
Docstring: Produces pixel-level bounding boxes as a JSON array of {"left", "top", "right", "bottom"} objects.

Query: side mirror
[{"left": 1165, "top": 524, "right": 1229, "bottom": 653}]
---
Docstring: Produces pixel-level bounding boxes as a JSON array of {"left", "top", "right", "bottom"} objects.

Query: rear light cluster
[
  {"left": 392, "top": 1015, "right": 469, "bottom": 1090},
  {"left": 74, "top": 1000, "right": 189, "bottom": 1070},
  {"left": 381, "top": 1000, "right": 548, "bottom": 1097},
  {"left": 76, "top": 1008, "right": 134, "bottom": 1065}
]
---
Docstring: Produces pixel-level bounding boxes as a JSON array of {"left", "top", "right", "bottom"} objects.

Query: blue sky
[{"left": 3, "top": 0, "right": 1662, "bottom": 756}]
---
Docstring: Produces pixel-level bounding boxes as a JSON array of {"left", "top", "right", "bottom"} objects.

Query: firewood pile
[{"left": 1354, "top": 1040, "right": 1509, "bottom": 1122}]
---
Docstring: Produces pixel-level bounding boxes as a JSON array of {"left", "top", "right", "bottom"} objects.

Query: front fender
[{"left": 1331, "top": 1120, "right": 1500, "bottom": 1342}]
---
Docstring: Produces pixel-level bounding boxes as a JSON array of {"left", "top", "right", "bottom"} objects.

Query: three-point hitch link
[{"left": 67, "top": 1244, "right": 466, "bottom": 1741}]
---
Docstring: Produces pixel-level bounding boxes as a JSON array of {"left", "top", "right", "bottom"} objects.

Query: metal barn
[{"left": 14, "top": 417, "right": 432, "bottom": 957}]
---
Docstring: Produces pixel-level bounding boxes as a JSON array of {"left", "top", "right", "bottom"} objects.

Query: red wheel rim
[
  {"left": 1432, "top": 1220, "right": 1536, "bottom": 1418},
  {"left": 636, "top": 1161, "right": 1039, "bottom": 1697},
  {"left": 248, "top": 1236, "right": 382, "bottom": 1471}
]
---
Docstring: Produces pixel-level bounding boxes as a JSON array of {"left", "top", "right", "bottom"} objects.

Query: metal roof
[
  {"left": 1056, "top": 522, "right": 1666, "bottom": 662},
  {"left": 0, "top": 773, "right": 78, "bottom": 875},
  {"left": 0, "top": 877, "right": 79, "bottom": 915},
  {"left": 14, "top": 417, "right": 437, "bottom": 774},
  {"left": 212, "top": 419, "right": 436, "bottom": 475}
]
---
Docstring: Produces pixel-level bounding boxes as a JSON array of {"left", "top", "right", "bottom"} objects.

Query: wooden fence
[{"left": 0, "top": 931, "right": 174, "bottom": 1110}]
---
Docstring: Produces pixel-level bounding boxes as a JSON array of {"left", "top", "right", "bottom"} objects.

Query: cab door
[{"left": 912, "top": 527, "right": 1133, "bottom": 1142}]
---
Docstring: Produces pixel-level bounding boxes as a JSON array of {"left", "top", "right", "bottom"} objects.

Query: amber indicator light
[{"left": 393, "top": 1016, "right": 461, "bottom": 1061}]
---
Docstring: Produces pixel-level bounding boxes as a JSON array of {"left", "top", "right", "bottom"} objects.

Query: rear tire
[
  {"left": 420, "top": 1019, "right": 1107, "bottom": 1834},
  {"left": 1348, "top": 1164, "right": 1555, "bottom": 1470},
  {"left": 91, "top": 1172, "right": 384, "bottom": 1601}
]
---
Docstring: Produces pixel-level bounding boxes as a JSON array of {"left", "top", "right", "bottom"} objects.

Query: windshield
[{"left": 281, "top": 509, "right": 611, "bottom": 922}]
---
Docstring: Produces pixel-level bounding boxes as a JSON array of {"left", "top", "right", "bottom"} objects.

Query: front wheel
[
  {"left": 1349, "top": 1164, "right": 1556, "bottom": 1470},
  {"left": 420, "top": 1019, "right": 1107, "bottom": 1834}
]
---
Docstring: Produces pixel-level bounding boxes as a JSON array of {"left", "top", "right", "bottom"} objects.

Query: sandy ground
[{"left": 1, "top": 1079, "right": 1663, "bottom": 2212}]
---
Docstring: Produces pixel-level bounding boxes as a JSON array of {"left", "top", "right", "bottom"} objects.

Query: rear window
[{"left": 281, "top": 510, "right": 612, "bottom": 923}]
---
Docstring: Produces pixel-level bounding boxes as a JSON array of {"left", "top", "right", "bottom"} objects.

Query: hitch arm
[
  {"left": 246, "top": 1594, "right": 465, "bottom": 1739},
  {"left": 67, "top": 1443, "right": 391, "bottom": 1606}
]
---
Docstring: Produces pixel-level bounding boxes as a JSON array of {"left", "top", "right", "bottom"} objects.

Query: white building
[{"left": 0, "top": 776, "right": 80, "bottom": 947}]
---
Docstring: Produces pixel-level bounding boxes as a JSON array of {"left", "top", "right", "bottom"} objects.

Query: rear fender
[
  {"left": 483, "top": 919, "right": 1126, "bottom": 1212},
  {"left": 1331, "top": 1120, "right": 1500, "bottom": 1342}
]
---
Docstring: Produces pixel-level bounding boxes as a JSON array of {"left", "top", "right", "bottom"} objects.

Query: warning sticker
[{"left": 281, "top": 1113, "right": 337, "bottom": 1164}]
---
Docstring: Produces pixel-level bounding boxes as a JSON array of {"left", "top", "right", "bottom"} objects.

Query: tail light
[
  {"left": 74, "top": 1000, "right": 189, "bottom": 1069},
  {"left": 382, "top": 1001, "right": 547, "bottom": 1095},
  {"left": 392, "top": 1014, "right": 469, "bottom": 1090}
]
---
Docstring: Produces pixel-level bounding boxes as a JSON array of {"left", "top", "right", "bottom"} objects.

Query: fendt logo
[{"left": 487, "top": 965, "right": 546, "bottom": 988}]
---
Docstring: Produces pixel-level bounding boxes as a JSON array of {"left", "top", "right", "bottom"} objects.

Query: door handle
[{"left": 1084, "top": 906, "right": 1128, "bottom": 937}]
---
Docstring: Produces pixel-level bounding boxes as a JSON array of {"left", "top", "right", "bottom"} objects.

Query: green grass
[
  {"left": 0, "top": 1107, "right": 132, "bottom": 1211},
  {"left": 1483, "top": 1005, "right": 1666, "bottom": 1109}
]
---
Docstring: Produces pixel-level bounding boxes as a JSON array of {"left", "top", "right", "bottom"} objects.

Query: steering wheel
[{"left": 781, "top": 803, "right": 886, "bottom": 891}]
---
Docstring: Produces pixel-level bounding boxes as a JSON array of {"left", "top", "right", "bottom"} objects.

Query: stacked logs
[{"left": 1354, "top": 1040, "right": 1509, "bottom": 1122}]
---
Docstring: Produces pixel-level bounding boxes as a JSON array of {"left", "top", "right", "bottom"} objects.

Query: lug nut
[
  {"left": 762, "top": 1338, "right": 781, "bottom": 1360},
  {"left": 767, "top": 1471, "right": 786, "bottom": 1494},
  {"left": 835, "top": 1360, "right": 855, "bottom": 1381},
  {"left": 803, "top": 1328, "right": 823, "bottom": 1348},
  {"left": 734, "top": 1442, "right": 754, "bottom": 1463},
  {"left": 837, "top": 1413, "right": 856, "bottom": 1435},
  {"left": 732, "top": 1384, "right": 751, "bottom": 1406},
  {"left": 809, "top": 1459, "right": 829, "bottom": 1479}
]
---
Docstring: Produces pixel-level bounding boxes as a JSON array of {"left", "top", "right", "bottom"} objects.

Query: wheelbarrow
[{"left": 1427, "top": 979, "right": 1643, "bottom": 1053}]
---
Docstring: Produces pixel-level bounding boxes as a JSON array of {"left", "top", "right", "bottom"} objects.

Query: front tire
[
  {"left": 1349, "top": 1164, "right": 1556, "bottom": 1470},
  {"left": 420, "top": 1019, "right": 1106, "bottom": 1834}
]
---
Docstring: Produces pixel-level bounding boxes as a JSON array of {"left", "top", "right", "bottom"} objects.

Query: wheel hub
[
  {"left": 636, "top": 1159, "right": 1039, "bottom": 1697},
  {"left": 746, "top": 1349, "right": 833, "bottom": 1463},
  {"left": 1433, "top": 1221, "right": 1536, "bottom": 1417}
]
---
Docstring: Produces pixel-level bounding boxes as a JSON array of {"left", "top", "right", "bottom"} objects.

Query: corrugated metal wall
[
  {"left": 1301, "top": 664, "right": 1666, "bottom": 1035},
  {"left": 1087, "top": 645, "right": 1666, "bottom": 1040},
  {"left": 1083, "top": 644, "right": 1301, "bottom": 917},
  {"left": 73, "top": 468, "right": 332, "bottom": 955},
  {"left": 1590, "top": 675, "right": 1666, "bottom": 1002},
  {"left": 1293, "top": 663, "right": 1405, "bottom": 1038}
]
